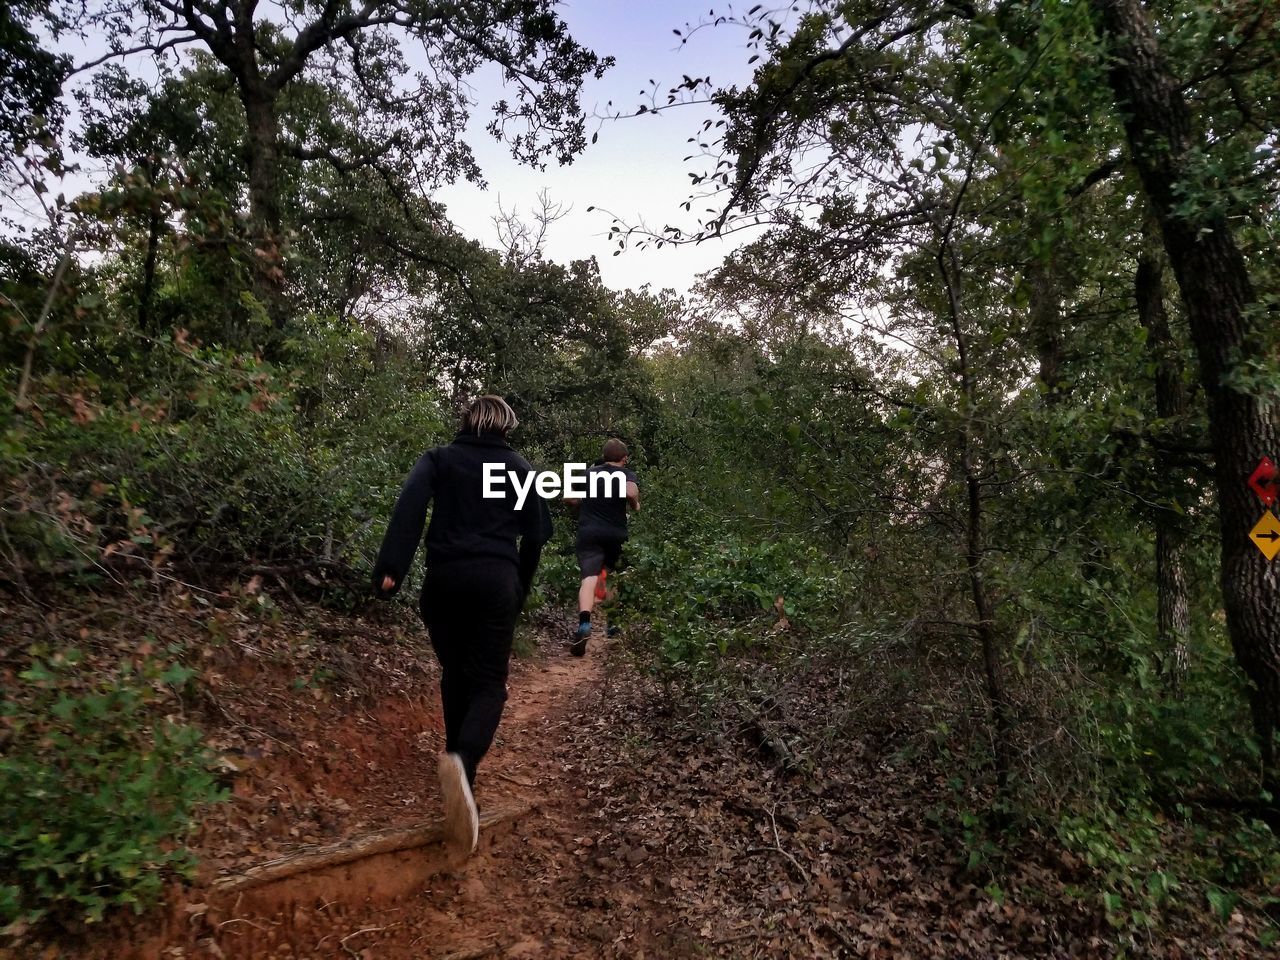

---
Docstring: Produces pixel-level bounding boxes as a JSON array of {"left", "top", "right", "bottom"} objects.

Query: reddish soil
[
  {"left": 175, "top": 638, "right": 655, "bottom": 960},
  {"left": 54, "top": 602, "right": 680, "bottom": 960},
  {"left": 5, "top": 581, "right": 693, "bottom": 960}
]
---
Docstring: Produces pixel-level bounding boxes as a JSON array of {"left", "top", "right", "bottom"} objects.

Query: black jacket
[{"left": 371, "top": 432, "right": 553, "bottom": 599}]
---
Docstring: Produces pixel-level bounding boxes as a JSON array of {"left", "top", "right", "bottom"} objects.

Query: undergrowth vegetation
[
  {"left": 0, "top": 649, "right": 222, "bottom": 928},
  {"left": 3, "top": 317, "right": 446, "bottom": 580}
]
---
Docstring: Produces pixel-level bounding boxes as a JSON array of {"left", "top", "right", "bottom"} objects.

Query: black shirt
[
  {"left": 577, "top": 462, "right": 637, "bottom": 542},
  {"left": 372, "top": 432, "right": 553, "bottom": 597}
]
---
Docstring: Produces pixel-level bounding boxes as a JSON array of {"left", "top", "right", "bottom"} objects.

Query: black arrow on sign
[{"left": 1255, "top": 531, "right": 1280, "bottom": 542}]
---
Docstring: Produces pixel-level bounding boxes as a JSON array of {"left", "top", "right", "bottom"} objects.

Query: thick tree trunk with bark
[
  {"left": 1091, "top": 0, "right": 1280, "bottom": 778},
  {"left": 243, "top": 91, "right": 282, "bottom": 238},
  {"left": 241, "top": 88, "right": 287, "bottom": 324},
  {"left": 1136, "top": 243, "right": 1191, "bottom": 691},
  {"left": 183, "top": 1, "right": 292, "bottom": 329}
]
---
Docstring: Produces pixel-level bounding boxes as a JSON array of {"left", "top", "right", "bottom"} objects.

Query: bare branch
[{"left": 69, "top": 34, "right": 200, "bottom": 75}]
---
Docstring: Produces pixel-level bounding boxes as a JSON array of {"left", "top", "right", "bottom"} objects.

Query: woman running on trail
[{"left": 371, "top": 396, "right": 552, "bottom": 858}]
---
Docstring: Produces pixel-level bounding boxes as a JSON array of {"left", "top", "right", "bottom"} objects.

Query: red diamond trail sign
[{"left": 1249, "top": 456, "right": 1277, "bottom": 507}]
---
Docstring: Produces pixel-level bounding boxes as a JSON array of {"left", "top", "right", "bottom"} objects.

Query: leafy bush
[
  {"left": 0, "top": 650, "right": 225, "bottom": 927},
  {"left": 617, "top": 531, "right": 849, "bottom": 669},
  {"left": 522, "top": 540, "right": 580, "bottom": 612},
  {"left": 1, "top": 316, "right": 446, "bottom": 582}
]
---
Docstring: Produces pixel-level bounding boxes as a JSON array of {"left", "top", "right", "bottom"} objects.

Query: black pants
[{"left": 419, "top": 558, "right": 521, "bottom": 787}]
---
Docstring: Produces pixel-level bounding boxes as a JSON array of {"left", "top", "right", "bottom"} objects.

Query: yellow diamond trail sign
[{"left": 1250, "top": 510, "right": 1280, "bottom": 562}]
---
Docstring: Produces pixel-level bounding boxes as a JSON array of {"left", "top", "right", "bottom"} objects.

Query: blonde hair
[{"left": 460, "top": 395, "right": 519, "bottom": 436}]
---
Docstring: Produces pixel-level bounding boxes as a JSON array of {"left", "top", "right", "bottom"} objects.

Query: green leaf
[{"left": 1206, "top": 887, "right": 1237, "bottom": 921}]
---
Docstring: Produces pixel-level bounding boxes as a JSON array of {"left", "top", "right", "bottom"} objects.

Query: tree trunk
[
  {"left": 938, "top": 242, "right": 1011, "bottom": 794},
  {"left": 1155, "top": 523, "right": 1191, "bottom": 683},
  {"left": 1091, "top": 0, "right": 1280, "bottom": 779},
  {"left": 1029, "top": 257, "right": 1064, "bottom": 403},
  {"left": 243, "top": 91, "right": 281, "bottom": 238},
  {"left": 138, "top": 204, "right": 161, "bottom": 332},
  {"left": 241, "top": 88, "right": 287, "bottom": 325},
  {"left": 1135, "top": 240, "right": 1191, "bottom": 692}
]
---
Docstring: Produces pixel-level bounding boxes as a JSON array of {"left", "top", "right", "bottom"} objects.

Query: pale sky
[{"left": 431, "top": 1, "right": 760, "bottom": 295}]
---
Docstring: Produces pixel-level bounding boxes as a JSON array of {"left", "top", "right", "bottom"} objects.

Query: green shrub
[
  {"left": 617, "top": 531, "right": 848, "bottom": 669},
  {"left": 0, "top": 650, "right": 225, "bottom": 927},
  {"left": 522, "top": 541, "right": 580, "bottom": 611},
  {"left": 2, "top": 317, "right": 447, "bottom": 582}
]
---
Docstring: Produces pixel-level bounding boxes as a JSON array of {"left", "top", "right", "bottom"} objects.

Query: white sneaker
[{"left": 438, "top": 751, "right": 479, "bottom": 857}]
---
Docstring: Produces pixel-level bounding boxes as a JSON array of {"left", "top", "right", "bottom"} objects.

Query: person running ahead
[
  {"left": 372, "top": 396, "right": 552, "bottom": 858},
  {"left": 566, "top": 437, "right": 639, "bottom": 656}
]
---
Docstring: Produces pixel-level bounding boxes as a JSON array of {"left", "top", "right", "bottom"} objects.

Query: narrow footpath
[
  {"left": 194, "top": 630, "right": 678, "bottom": 960},
  {"left": 65, "top": 615, "right": 682, "bottom": 960}
]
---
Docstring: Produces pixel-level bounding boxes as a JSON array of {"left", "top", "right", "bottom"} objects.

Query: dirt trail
[{"left": 103, "top": 626, "right": 674, "bottom": 960}]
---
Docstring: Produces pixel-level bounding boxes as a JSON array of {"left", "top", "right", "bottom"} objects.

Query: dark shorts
[{"left": 577, "top": 535, "right": 625, "bottom": 578}]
